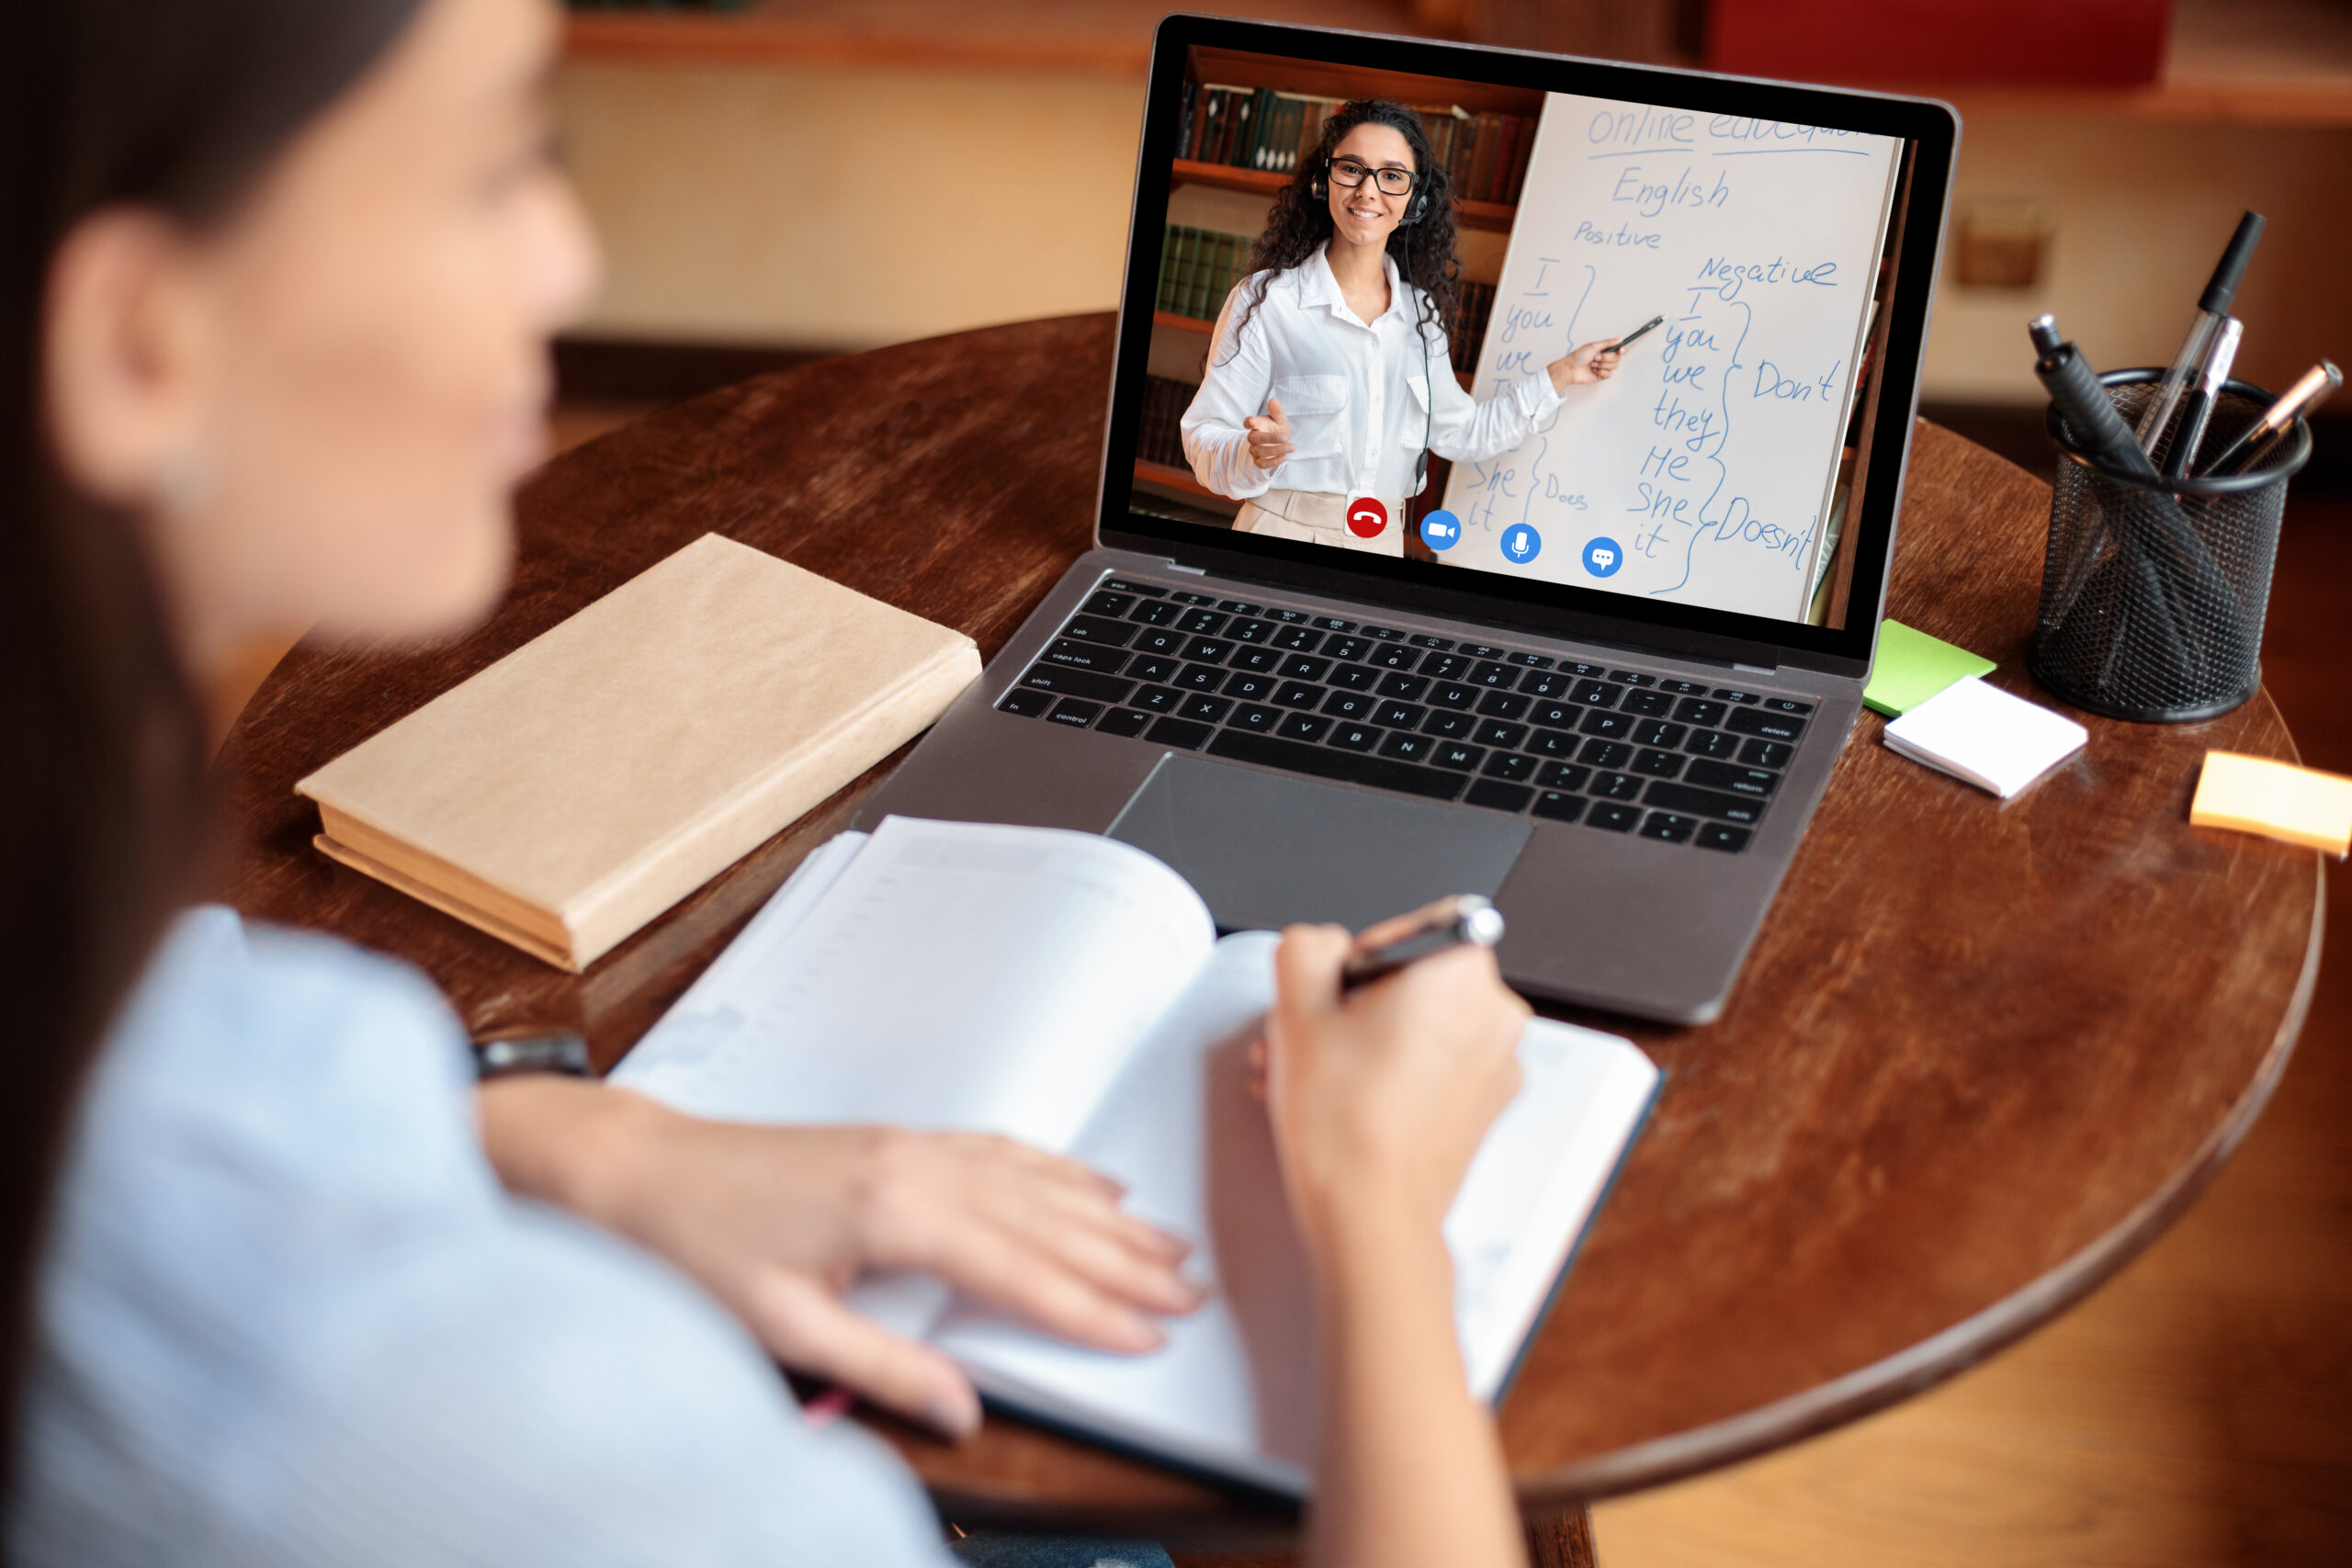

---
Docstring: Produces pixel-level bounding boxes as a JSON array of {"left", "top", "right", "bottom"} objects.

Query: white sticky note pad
[{"left": 1883, "top": 677, "right": 2087, "bottom": 799}]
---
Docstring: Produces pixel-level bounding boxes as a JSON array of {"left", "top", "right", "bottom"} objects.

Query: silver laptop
[{"left": 861, "top": 15, "right": 1956, "bottom": 1024}]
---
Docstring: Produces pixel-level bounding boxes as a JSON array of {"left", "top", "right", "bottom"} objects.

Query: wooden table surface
[{"left": 216, "top": 313, "right": 2322, "bottom": 1542}]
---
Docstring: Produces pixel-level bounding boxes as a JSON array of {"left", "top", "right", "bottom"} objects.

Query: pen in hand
[{"left": 1340, "top": 895, "right": 1507, "bottom": 991}]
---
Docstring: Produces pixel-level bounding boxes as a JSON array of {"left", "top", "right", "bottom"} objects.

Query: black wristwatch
[{"left": 471, "top": 1031, "right": 595, "bottom": 1082}]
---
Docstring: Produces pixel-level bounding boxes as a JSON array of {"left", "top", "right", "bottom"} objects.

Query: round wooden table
[{"left": 218, "top": 314, "right": 2322, "bottom": 1561}]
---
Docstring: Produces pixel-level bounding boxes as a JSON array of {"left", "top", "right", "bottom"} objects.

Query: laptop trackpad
[{"left": 1105, "top": 753, "right": 1531, "bottom": 932}]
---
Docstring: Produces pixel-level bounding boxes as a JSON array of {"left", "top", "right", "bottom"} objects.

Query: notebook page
[
  {"left": 932, "top": 931, "right": 1659, "bottom": 1493},
  {"left": 609, "top": 816, "right": 1216, "bottom": 1154}
]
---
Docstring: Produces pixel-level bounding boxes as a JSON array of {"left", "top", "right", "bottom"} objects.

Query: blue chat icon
[
  {"left": 1499, "top": 524, "right": 1542, "bottom": 565},
  {"left": 1582, "top": 536, "right": 1623, "bottom": 577},
  {"left": 1419, "top": 508, "right": 1463, "bottom": 553}
]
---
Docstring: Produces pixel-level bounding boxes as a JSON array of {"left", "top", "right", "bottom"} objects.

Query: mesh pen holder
[{"left": 2031, "top": 368, "right": 2311, "bottom": 723}]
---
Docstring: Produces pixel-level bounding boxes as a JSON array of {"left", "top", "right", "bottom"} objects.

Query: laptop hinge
[
  {"left": 1734, "top": 660, "right": 1779, "bottom": 674},
  {"left": 1163, "top": 560, "right": 1208, "bottom": 576}
]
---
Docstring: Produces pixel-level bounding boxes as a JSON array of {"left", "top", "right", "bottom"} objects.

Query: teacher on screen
[{"left": 1182, "top": 99, "right": 1628, "bottom": 557}]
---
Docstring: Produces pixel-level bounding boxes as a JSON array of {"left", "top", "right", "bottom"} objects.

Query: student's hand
[
  {"left": 1244, "top": 396, "right": 1294, "bottom": 468},
  {"left": 1259, "top": 906, "right": 1531, "bottom": 1269},
  {"left": 475, "top": 1081, "right": 1204, "bottom": 1439},
  {"left": 1548, "top": 338, "right": 1626, "bottom": 391}
]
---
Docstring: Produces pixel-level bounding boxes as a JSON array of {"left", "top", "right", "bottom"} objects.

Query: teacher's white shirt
[{"left": 1181, "top": 244, "right": 1563, "bottom": 504}]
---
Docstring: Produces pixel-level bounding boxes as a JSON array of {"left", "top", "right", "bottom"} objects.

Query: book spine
[
  {"left": 1176, "top": 227, "right": 1202, "bottom": 319},
  {"left": 1156, "top": 225, "right": 1177, "bottom": 313},
  {"left": 1502, "top": 114, "right": 1534, "bottom": 205},
  {"left": 1178, "top": 81, "right": 1196, "bottom": 165}
]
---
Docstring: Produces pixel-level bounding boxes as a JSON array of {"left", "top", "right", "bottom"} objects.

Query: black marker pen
[{"left": 1341, "top": 896, "right": 1506, "bottom": 991}]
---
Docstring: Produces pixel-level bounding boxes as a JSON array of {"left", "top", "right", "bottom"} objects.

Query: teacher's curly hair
[{"left": 1222, "top": 99, "right": 1462, "bottom": 363}]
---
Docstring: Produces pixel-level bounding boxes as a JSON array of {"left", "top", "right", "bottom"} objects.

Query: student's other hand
[
  {"left": 1547, "top": 338, "right": 1625, "bottom": 391},
  {"left": 1244, "top": 396, "right": 1294, "bottom": 468},
  {"left": 1261, "top": 906, "right": 1530, "bottom": 1267},
  {"left": 476, "top": 1084, "right": 1203, "bottom": 1439}
]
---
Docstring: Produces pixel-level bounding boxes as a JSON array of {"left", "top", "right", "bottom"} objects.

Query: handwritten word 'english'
[{"left": 1609, "top": 165, "right": 1731, "bottom": 218}]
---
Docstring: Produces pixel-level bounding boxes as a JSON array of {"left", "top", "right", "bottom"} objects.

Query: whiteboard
[{"left": 1438, "top": 96, "right": 1900, "bottom": 622}]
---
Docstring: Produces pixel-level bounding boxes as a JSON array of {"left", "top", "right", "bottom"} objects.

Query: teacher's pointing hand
[
  {"left": 1548, "top": 337, "right": 1630, "bottom": 392},
  {"left": 1244, "top": 396, "right": 1294, "bottom": 468}
]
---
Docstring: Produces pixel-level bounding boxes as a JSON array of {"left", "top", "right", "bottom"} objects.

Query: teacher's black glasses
[{"left": 1326, "top": 156, "right": 1418, "bottom": 196}]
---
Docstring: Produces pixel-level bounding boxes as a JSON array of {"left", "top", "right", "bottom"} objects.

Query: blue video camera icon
[{"left": 1419, "top": 509, "right": 1462, "bottom": 553}]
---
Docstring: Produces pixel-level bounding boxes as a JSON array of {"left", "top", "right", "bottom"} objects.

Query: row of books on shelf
[
  {"left": 1157, "top": 225, "right": 1251, "bottom": 322},
  {"left": 1136, "top": 377, "right": 1193, "bottom": 472},
  {"left": 1179, "top": 83, "right": 1537, "bottom": 208}
]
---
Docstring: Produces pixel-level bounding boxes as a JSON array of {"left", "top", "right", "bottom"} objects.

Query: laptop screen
[{"left": 1102, "top": 17, "right": 1954, "bottom": 673}]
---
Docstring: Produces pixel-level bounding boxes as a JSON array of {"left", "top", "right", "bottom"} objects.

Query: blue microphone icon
[{"left": 1499, "top": 524, "right": 1542, "bottom": 564}]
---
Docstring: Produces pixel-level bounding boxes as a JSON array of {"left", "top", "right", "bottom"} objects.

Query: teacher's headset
[{"left": 1311, "top": 154, "right": 1441, "bottom": 497}]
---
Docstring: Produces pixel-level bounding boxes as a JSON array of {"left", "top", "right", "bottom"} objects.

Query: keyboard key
[
  {"left": 1175, "top": 608, "right": 1229, "bottom": 636},
  {"left": 1408, "top": 634, "right": 1454, "bottom": 649},
  {"left": 1510, "top": 651, "right": 1557, "bottom": 669},
  {"left": 1685, "top": 728, "right": 1741, "bottom": 760},
  {"left": 1215, "top": 599, "right": 1260, "bottom": 615},
  {"left": 1228, "top": 617, "right": 1275, "bottom": 643},
  {"left": 1378, "top": 672, "right": 1431, "bottom": 702},
  {"left": 1428, "top": 682, "right": 1478, "bottom": 710},
  {"left": 1470, "top": 661, "right": 1518, "bottom": 690},
  {"left": 1571, "top": 679, "right": 1621, "bottom": 708},
  {"left": 1279, "top": 655, "right": 1332, "bottom": 681},
  {"left": 1133, "top": 684, "right": 1183, "bottom": 712},
  {"left": 1460, "top": 642, "right": 1510, "bottom": 660},
  {"left": 1532, "top": 790, "right": 1587, "bottom": 823},
  {"left": 1228, "top": 646, "right": 1283, "bottom": 674},
  {"left": 1760, "top": 696, "right": 1814, "bottom": 715},
  {"left": 1590, "top": 769, "right": 1643, "bottom": 798},
  {"left": 1421, "top": 709, "right": 1477, "bottom": 739},
  {"left": 1631, "top": 748, "right": 1686, "bottom": 778},
  {"left": 1182, "top": 637, "right": 1235, "bottom": 663},
  {"left": 1562, "top": 660, "right": 1610, "bottom": 678},
  {"left": 1378, "top": 731, "right": 1436, "bottom": 763},
  {"left": 1639, "top": 811, "right": 1699, "bottom": 843},
  {"left": 1430, "top": 740, "right": 1486, "bottom": 771},
  {"left": 1131, "top": 626, "right": 1187, "bottom": 658},
  {"left": 1582, "top": 739, "right": 1634, "bottom": 770},
  {"left": 1713, "top": 687, "right": 1761, "bottom": 704},
  {"left": 1126, "top": 654, "right": 1182, "bottom": 684},
  {"left": 1696, "top": 822, "right": 1754, "bottom": 852},
  {"left": 1476, "top": 691, "right": 1532, "bottom": 720},
  {"left": 1587, "top": 801, "right": 1641, "bottom": 831},
  {"left": 1084, "top": 591, "right": 1135, "bottom": 617},
  {"left": 1519, "top": 670, "right": 1574, "bottom": 698},
  {"left": 1043, "top": 638, "right": 1129, "bottom": 673},
  {"left": 1525, "top": 699, "right": 1577, "bottom": 729},
  {"left": 1369, "top": 644, "right": 1420, "bottom": 671},
  {"left": 1327, "top": 722, "right": 1383, "bottom": 751},
  {"left": 1482, "top": 751, "right": 1538, "bottom": 782},
  {"left": 1096, "top": 707, "right": 1154, "bottom": 739},
  {"left": 1321, "top": 689, "right": 1377, "bottom": 721},
  {"left": 1273, "top": 681, "right": 1323, "bottom": 708},
  {"left": 1659, "top": 679, "right": 1710, "bottom": 696},
  {"left": 1168, "top": 590, "right": 1216, "bottom": 605},
  {"left": 1270, "top": 607, "right": 1312, "bottom": 624},
  {"left": 1017, "top": 665, "right": 1134, "bottom": 704},
  {"left": 1273, "top": 626, "right": 1324, "bottom": 652},
  {"left": 1725, "top": 707, "right": 1806, "bottom": 742},
  {"left": 1419, "top": 651, "right": 1470, "bottom": 680},
  {"left": 1275, "top": 713, "right": 1331, "bottom": 742},
  {"left": 1102, "top": 578, "right": 1165, "bottom": 596},
  {"left": 1329, "top": 663, "right": 1380, "bottom": 691},
  {"left": 1466, "top": 779, "right": 1534, "bottom": 812},
  {"left": 1674, "top": 697, "right": 1728, "bottom": 727},
  {"left": 1476, "top": 720, "right": 1530, "bottom": 750},
  {"left": 1210, "top": 729, "right": 1464, "bottom": 801},
  {"left": 1312, "top": 615, "right": 1356, "bottom": 631},
  {"left": 1126, "top": 599, "right": 1182, "bottom": 626},
  {"left": 1578, "top": 710, "right": 1634, "bottom": 739},
  {"left": 1611, "top": 671, "right": 1657, "bottom": 686},
  {"left": 1643, "top": 781, "right": 1767, "bottom": 824},
  {"left": 1174, "top": 663, "right": 1225, "bottom": 692},
  {"left": 1632, "top": 719, "right": 1687, "bottom": 749},
  {"left": 997, "top": 688, "right": 1053, "bottom": 717},
  {"left": 1741, "top": 738, "right": 1794, "bottom": 770},
  {"left": 1621, "top": 688, "right": 1677, "bottom": 717},
  {"left": 1536, "top": 761, "right": 1590, "bottom": 791},
  {"left": 1373, "top": 700, "right": 1425, "bottom": 729},
  {"left": 1363, "top": 625, "right": 1406, "bottom": 641},
  {"left": 1061, "top": 615, "right": 1137, "bottom": 647},
  {"left": 1147, "top": 716, "right": 1214, "bottom": 750},
  {"left": 1178, "top": 694, "right": 1232, "bottom": 724},
  {"left": 1325, "top": 636, "right": 1372, "bottom": 662},
  {"left": 1229, "top": 703, "right": 1280, "bottom": 731},
  {"left": 1526, "top": 728, "right": 1579, "bottom": 759},
  {"left": 1684, "top": 760, "right": 1780, "bottom": 796}
]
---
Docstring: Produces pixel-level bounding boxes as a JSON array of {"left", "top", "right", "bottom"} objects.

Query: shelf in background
[
  {"left": 1170, "top": 159, "right": 1518, "bottom": 231},
  {"left": 1132, "top": 458, "right": 1217, "bottom": 498}
]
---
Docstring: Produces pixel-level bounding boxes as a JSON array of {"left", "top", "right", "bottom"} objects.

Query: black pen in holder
[{"left": 2033, "top": 368, "right": 2310, "bottom": 723}]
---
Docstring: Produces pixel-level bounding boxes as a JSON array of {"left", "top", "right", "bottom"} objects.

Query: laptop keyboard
[{"left": 993, "top": 578, "right": 1818, "bottom": 853}]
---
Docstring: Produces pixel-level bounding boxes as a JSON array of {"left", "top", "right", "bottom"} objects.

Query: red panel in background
[{"left": 1706, "top": 0, "right": 2169, "bottom": 87}]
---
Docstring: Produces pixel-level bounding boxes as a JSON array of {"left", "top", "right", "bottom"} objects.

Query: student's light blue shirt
[{"left": 7, "top": 907, "right": 955, "bottom": 1568}]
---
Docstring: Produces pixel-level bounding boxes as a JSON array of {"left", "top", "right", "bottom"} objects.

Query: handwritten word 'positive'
[{"left": 1572, "top": 219, "right": 1660, "bottom": 250}]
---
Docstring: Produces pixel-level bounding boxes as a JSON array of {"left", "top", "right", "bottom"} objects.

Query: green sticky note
[{"left": 1863, "top": 620, "right": 1996, "bottom": 716}]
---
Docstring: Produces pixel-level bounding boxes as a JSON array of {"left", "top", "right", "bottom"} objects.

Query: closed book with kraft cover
[{"left": 296, "top": 534, "right": 981, "bottom": 971}]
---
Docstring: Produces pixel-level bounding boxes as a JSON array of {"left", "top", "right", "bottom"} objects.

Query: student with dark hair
[
  {"left": 1182, "top": 99, "right": 1630, "bottom": 554},
  {"left": 3, "top": 5, "right": 1539, "bottom": 1565}
]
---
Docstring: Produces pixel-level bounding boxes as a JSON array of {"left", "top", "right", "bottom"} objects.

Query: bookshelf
[{"left": 1132, "top": 458, "right": 1219, "bottom": 499}]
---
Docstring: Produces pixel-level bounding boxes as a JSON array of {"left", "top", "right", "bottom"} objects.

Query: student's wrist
[
  {"left": 474, "top": 1074, "right": 675, "bottom": 1226},
  {"left": 1294, "top": 1185, "right": 1454, "bottom": 1301}
]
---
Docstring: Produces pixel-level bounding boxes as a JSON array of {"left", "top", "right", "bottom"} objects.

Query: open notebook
[{"left": 610, "top": 817, "right": 1659, "bottom": 1493}]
